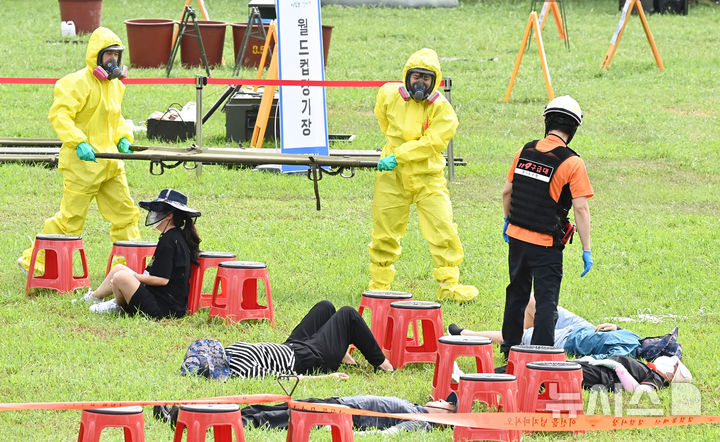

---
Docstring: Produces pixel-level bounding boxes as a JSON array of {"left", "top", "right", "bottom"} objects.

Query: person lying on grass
[
  {"left": 155, "top": 393, "right": 457, "bottom": 434},
  {"left": 452, "top": 354, "right": 692, "bottom": 393},
  {"left": 576, "top": 355, "right": 692, "bottom": 392},
  {"left": 181, "top": 300, "right": 393, "bottom": 381},
  {"left": 449, "top": 293, "right": 645, "bottom": 359}
]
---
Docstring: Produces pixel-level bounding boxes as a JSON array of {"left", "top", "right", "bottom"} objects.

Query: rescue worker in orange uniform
[{"left": 500, "top": 95, "right": 594, "bottom": 358}]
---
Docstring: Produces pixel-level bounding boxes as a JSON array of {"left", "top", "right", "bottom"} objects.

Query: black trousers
[
  {"left": 500, "top": 238, "right": 563, "bottom": 356},
  {"left": 284, "top": 301, "right": 386, "bottom": 374}
]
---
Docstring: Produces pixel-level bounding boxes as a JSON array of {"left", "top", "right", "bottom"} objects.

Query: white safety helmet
[{"left": 543, "top": 95, "right": 583, "bottom": 126}]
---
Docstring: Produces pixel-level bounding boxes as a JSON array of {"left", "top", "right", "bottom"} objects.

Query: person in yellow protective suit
[
  {"left": 368, "top": 48, "right": 478, "bottom": 303},
  {"left": 17, "top": 27, "right": 141, "bottom": 274}
]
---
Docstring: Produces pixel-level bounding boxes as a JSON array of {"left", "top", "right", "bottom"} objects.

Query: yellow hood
[
  {"left": 85, "top": 27, "right": 123, "bottom": 69},
  {"left": 401, "top": 48, "right": 442, "bottom": 95}
]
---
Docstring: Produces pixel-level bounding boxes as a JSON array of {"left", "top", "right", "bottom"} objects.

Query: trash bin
[
  {"left": 58, "top": 0, "right": 102, "bottom": 34},
  {"left": 181, "top": 21, "right": 227, "bottom": 67},
  {"left": 124, "top": 19, "right": 175, "bottom": 68},
  {"left": 231, "top": 23, "right": 333, "bottom": 68}
]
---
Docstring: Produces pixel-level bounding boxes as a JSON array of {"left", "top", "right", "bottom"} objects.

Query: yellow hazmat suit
[
  {"left": 368, "top": 48, "right": 478, "bottom": 302},
  {"left": 18, "top": 27, "right": 141, "bottom": 273}
]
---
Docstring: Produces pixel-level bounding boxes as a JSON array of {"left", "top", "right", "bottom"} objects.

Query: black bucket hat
[{"left": 139, "top": 189, "right": 200, "bottom": 226}]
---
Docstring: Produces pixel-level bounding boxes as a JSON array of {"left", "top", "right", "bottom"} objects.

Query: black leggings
[{"left": 284, "top": 301, "right": 386, "bottom": 374}]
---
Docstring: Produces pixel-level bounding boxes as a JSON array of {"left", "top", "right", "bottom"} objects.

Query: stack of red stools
[
  {"left": 26, "top": 234, "right": 90, "bottom": 294},
  {"left": 384, "top": 300, "right": 444, "bottom": 369},
  {"left": 454, "top": 373, "right": 521, "bottom": 442},
  {"left": 431, "top": 335, "right": 494, "bottom": 402}
]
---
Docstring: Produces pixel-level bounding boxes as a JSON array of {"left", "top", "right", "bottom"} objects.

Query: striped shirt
[{"left": 225, "top": 342, "right": 296, "bottom": 379}]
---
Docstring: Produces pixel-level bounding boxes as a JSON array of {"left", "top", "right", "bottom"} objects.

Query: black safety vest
[{"left": 508, "top": 140, "right": 578, "bottom": 242}]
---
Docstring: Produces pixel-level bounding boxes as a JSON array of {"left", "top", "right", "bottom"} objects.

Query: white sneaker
[
  {"left": 73, "top": 289, "right": 103, "bottom": 305},
  {"left": 451, "top": 361, "right": 465, "bottom": 384},
  {"left": 89, "top": 299, "right": 123, "bottom": 315}
]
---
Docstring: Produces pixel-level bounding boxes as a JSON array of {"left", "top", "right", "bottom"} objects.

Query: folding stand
[
  {"left": 166, "top": 6, "right": 210, "bottom": 77},
  {"left": 531, "top": 0, "right": 569, "bottom": 48},
  {"left": 201, "top": 8, "right": 270, "bottom": 130},
  {"left": 233, "top": 7, "right": 268, "bottom": 76},
  {"left": 504, "top": 11, "right": 555, "bottom": 103},
  {"left": 249, "top": 21, "right": 278, "bottom": 148},
  {"left": 601, "top": 0, "right": 664, "bottom": 70}
]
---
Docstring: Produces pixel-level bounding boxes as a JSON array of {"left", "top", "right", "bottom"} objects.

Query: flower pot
[
  {"left": 230, "top": 22, "right": 271, "bottom": 68},
  {"left": 180, "top": 21, "right": 227, "bottom": 67},
  {"left": 231, "top": 23, "right": 333, "bottom": 69},
  {"left": 58, "top": 0, "right": 102, "bottom": 34},
  {"left": 321, "top": 25, "right": 333, "bottom": 67},
  {"left": 124, "top": 19, "right": 175, "bottom": 68}
]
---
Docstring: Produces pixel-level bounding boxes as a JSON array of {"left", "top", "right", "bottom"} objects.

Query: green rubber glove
[
  {"left": 117, "top": 137, "right": 133, "bottom": 154},
  {"left": 377, "top": 154, "right": 397, "bottom": 171},
  {"left": 76, "top": 142, "right": 97, "bottom": 162}
]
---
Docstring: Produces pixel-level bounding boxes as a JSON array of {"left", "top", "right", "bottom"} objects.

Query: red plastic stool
[
  {"left": 105, "top": 240, "right": 157, "bottom": 275},
  {"left": 209, "top": 261, "right": 275, "bottom": 326},
  {"left": 431, "top": 335, "right": 494, "bottom": 401},
  {"left": 453, "top": 373, "right": 521, "bottom": 442},
  {"left": 173, "top": 404, "right": 245, "bottom": 442},
  {"left": 384, "top": 300, "right": 444, "bottom": 369},
  {"left": 357, "top": 290, "right": 415, "bottom": 348},
  {"left": 77, "top": 406, "right": 145, "bottom": 442},
  {"left": 187, "top": 251, "right": 237, "bottom": 314},
  {"left": 286, "top": 405, "right": 354, "bottom": 442},
  {"left": 26, "top": 234, "right": 90, "bottom": 294},
  {"left": 507, "top": 344, "right": 566, "bottom": 405},
  {"left": 520, "top": 361, "right": 584, "bottom": 417},
  {"left": 507, "top": 344, "right": 566, "bottom": 378}
]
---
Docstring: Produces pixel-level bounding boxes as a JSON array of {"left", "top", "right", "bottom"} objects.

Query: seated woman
[
  {"left": 80, "top": 189, "right": 201, "bottom": 319},
  {"left": 223, "top": 300, "right": 394, "bottom": 379},
  {"left": 449, "top": 294, "right": 642, "bottom": 359}
]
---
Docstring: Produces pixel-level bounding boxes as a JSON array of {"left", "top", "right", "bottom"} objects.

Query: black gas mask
[
  {"left": 103, "top": 60, "right": 124, "bottom": 79},
  {"left": 94, "top": 45, "right": 127, "bottom": 81},
  {"left": 405, "top": 68, "right": 436, "bottom": 102}
]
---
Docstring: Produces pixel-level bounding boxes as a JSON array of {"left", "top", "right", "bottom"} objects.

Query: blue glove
[
  {"left": 76, "top": 142, "right": 97, "bottom": 162},
  {"left": 377, "top": 154, "right": 397, "bottom": 171},
  {"left": 117, "top": 137, "right": 133, "bottom": 154},
  {"left": 502, "top": 217, "right": 509, "bottom": 243},
  {"left": 581, "top": 250, "right": 593, "bottom": 277}
]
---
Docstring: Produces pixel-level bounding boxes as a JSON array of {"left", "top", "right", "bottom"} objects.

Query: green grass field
[{"left": 1, "top": 0, "right": 719, "bottom": 440}]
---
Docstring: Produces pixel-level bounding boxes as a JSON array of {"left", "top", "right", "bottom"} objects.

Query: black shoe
[
  {"left": 153, "top": 405, "right": 179, "bottom": 429},
  {"left": 448, "top": 323, "right": 464, "bottom": 336}
]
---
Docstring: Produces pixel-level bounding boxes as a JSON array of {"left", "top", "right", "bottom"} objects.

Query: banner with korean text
[{"left": 276, "top": 0, "right": 329, "bottom": 172}]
